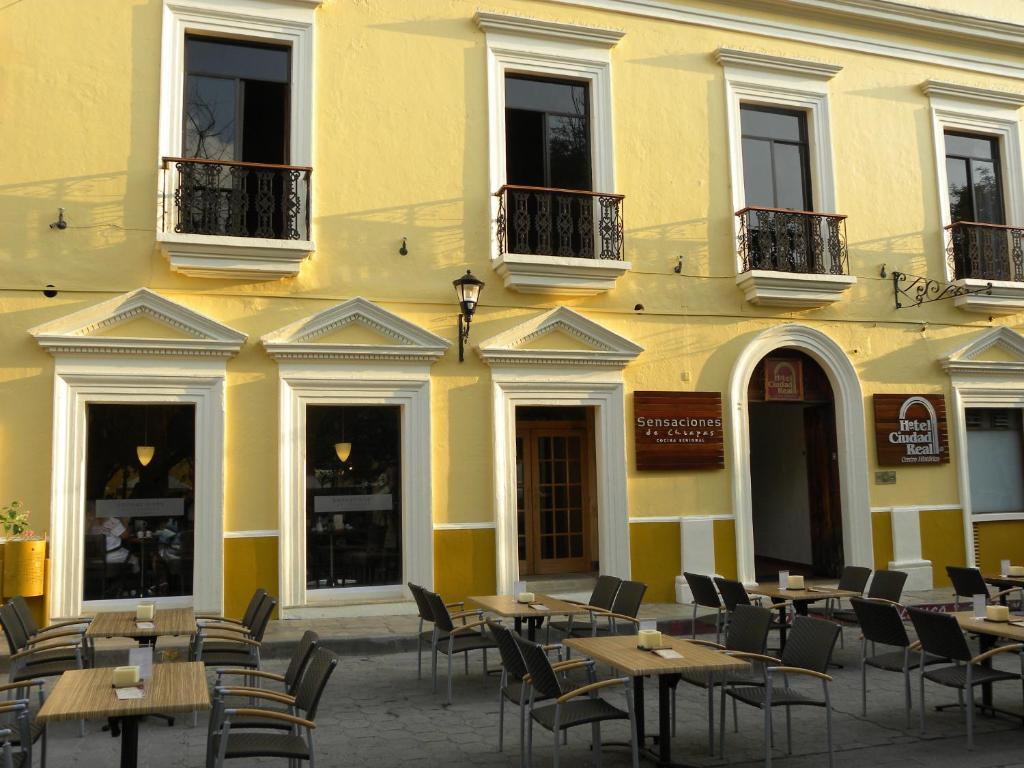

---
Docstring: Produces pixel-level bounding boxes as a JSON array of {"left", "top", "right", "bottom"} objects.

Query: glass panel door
[{"left": 527, "top": 429, "right": 588, "bottom": 575}]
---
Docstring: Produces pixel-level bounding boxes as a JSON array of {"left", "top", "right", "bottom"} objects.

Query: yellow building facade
[{"left": 3, "top": 0, "right": 1024, "bottom": 620}]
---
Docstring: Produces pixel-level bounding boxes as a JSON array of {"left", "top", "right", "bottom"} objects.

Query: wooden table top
[
  {"left": 469, "top": 594, "right": 590, "bottom": 618},
  {"left": 748, "top": 584, "right": 861, "bottom": 603},
  {"left": 953, "top": 610, "right": 1024, "bottom": 642},
  {"left": 984, "top": 574, "right": 1024, "bottom": 587},
  {"left": 86, "top": 608, "right": 197, "bottom": 639},
  {"left": 565, "top": 634, "right": 750, "bottom": 677},
  {"left": 37, "top": 662, "right": 210, "bottom": 722}
]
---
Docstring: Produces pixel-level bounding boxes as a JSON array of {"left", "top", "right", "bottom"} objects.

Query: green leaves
[{"left": 0, "top": 501, "right": 31, "bottom": 539}]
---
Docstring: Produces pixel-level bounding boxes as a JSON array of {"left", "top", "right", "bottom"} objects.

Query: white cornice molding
[
  {"left": 261, "top": 296, "right": 450, "bottom": 363},
  {"left": 477, "top": 306, "right": 642, "bottom": 368},
  {"left": 715, "top": 47, "right": 841, "bottom": 80},
  {"left": 548, "top": 0, "right": 1024, "bottom": 79},
  {"left": 941, "top": 326, "right": 1024, "bottom": 376},
  {"left": 474, "top": 10, "right": 624, "bottom": 47},
  {"left": 30, "top": 288, "right": 246, "bottom": 358},
  {"left": 922, "top": 79, "right": 1024, "bottom": 109}
]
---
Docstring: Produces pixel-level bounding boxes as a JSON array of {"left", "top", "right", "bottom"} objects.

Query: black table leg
[
  {"left": 119, "top": 716, "right": 140, "bottom": 768},
  {"left": 633, "top": 675, "right": 645, "bottom": 745},
  {"left": 514, "top": 617, "right": 522, "bottom": 637},
  {"left": 658, "top": 674, "right": 673, "bottom": 766},
  {"left": 978, "top": 633, "right": 995, "bottom": 708}
]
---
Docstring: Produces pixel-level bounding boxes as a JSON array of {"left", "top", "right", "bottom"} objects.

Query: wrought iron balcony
[
  {"left": 736, "top": 206, "right": 849, "bottom": 275},
  {"left": 162, "top": 157, "right": 312, "bottom": 241},
  {"left": 946, "top": 221, "right": 1024, "bottom": 282},
  {"left": 495, "top": 185, "right": 624, "bottom": 261}
]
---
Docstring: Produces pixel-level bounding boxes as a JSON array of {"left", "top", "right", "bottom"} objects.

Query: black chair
[
  {"left": 591, "top": 580, "right": 647, "bottom": 637},
  {"left": 515, "top": 634, "right": 639, "bottom": 768},
  {"left": 192, "top": 594, "right": 276, "bottom": 676},
  {"left": 489, "top": 620, "right": 591, "bottom": 763},
  {"left": 820, "top": 565, "right": 872, "bottom": 617},
  {"left": 547, "top": 575, "right": 621, "bottom": 641},
  {"left": 851, "top": 597, "right": 945, "bottom": 728},
  {"left": 197, "top": 588, "right": 269, "bottom": 635},
  {"left": 424, "top": 590, "right": 495, "bottom": 704},
  {"left": 0, "top": 603, "right": 84, "bottom": 685},
  {"left": 407, "top": 582, "right": 471, "bottom": 680},
  {"left": 207, "top": 646, "right": 340, "bottom": 768},
  {"left": 684, "top": 572, "right": 724, "bottom": 644},
  {"left": 864, "top": 569, "right": 908, "bottom": 603},
  {"left": 908, "top": 607, "right": 1023, "bottom": 749},
  {"left": 947, "top": 565, "right": 1021, "bottom": 610},
  {"left": 0, "top": 680, "right": 47, "bottom": 768},
  {"left": 721, "top": 615, "right": 841, "bottom": 768},
  {"left": 715, "top": 577, "right": 790, "bottom": 651},
  {"left": 677, "top": 604, "right": 772, "bottom": 755}
]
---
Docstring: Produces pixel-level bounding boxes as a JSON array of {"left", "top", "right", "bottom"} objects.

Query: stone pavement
[{"left": 22, "top": 616, "right": 1024, "bottom": 768}]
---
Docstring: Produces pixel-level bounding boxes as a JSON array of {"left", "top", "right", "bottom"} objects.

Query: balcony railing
[
  {"left": 162, "top": 157, "right": 312, "bottom": 241},
  {"left": 737, "top": 206, "right": 849, "bottom": 275},
  {"left": 495, "top": 185, "right": 624, "bottom": 261},
  {"left": 946, "top": 221, "right": 1024, "bottom": 282}
]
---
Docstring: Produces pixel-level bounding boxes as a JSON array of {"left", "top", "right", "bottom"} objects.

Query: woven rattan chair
[
  {"left": 0, "top": 603, "right": 84, "bottom": 685},
  {"left": 408, "top": 582, "right": 473, "bottom": 680},
  {"left": 207, "top": 646, "right": 339, "bottom": 768},
  {"left": 516, "top": 634, "right": 639, "bottom": 768},
  {"left": 424, "top": 590, "right": 495, "bottom": 704},
  {"left": 0, "top": 682, "right": 46, "bottom": 768},
  {"left": 721, "top": 615, "right": 841, "bottom": 768},
  {"left": 908, "top": 607, "right": 1024, "bottom": 749},
  {"left": 192, "top": 594, "right": 276, "bottom": 675},
  {"left": 714, "top": 577, "right": 791, "bottom": 651},
  {"left": 851, "top": 597, "right": 945, "bottom": 728},
  {"left": 589, "top": 581, "right": 646, "bottom": 636},
  {"left": 197, "top": 588, "right": 268, "bottom": 634},
  {"left": 546, "top": 575, "right": 621, "bottom": 641},
  {"left": 8, "top": 596, "right": 91, "bottom": 654},
  {"left": 684, "top": 572, "right": 724, "bottom": 644},
  {"left": 946, "top": 565, "right": 1021, "bottom": 610},
  {"left": 676, "top": 604, "right": 772, "bottom": 755}
]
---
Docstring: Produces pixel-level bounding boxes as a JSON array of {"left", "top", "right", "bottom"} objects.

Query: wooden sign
[
  {"left": 873, "top": 394, "right": 949, "bottom": 466},
  {"left": 634, "top": 391, "right": 724, "bottom": 470},
  {"left": 764, "top": 358, "right": 804, "bottom": 401}
]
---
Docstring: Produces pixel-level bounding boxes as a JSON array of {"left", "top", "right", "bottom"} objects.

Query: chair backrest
[
  {"left": 724, "top": 604, "right": 771, "bottom": 653},
  {"left": 9, "top": 596, "right": 39, "bottom": 637},
  {"left": 945, "top": 566, "right": 989, "bottom": 600},
  {"left": 248, "top": 595, "right": 276, "bottom": 642},
  {"left": 407, "top": 582, "right": 433, "bottom": 623},
  {"left": 513, "top": 634, "right": 564, "bottom": 700},
  {"left": 241, "top": 588, "right": 269, "bottom": 629},
  {"left": 714, "top": 577, "right": 752, "bottom": 612},
  {"left": 610, "top": 580, "right": 647, "bottom": 618},
  {"left": 837, "top": 566, "right": 872, "bottom": 594},
  {"left": 292, "top": 646, "right": 340, "bottom": 721},
  {"left": 0, "top": 603, "right": 29, "bottom": 652},
  {"left": 487, "top": 620, "right": 528, "bottom": 682},
  {"left": 423, "top": 590, "right": 454, "bottom": 633},
  {"left": 850, "top": 597, "right": 909, "bottom": 648},
  {"left": 908, "top": 607, "right": 972, "bottom": 662},
  {"left": 284, "top": 630, "right": 320, "bottom": 693},
  {"left": 780, "top": 616, "right": 841, "bottom": 673},
  {"left": 867, "top": 570, "right": 908, "bottom": 602},
  {"left": 589, "top": 575, "right": 622, "bottom": 611},
  {"left": 684, "top": 572, "right": 721, "bottom": 610}
]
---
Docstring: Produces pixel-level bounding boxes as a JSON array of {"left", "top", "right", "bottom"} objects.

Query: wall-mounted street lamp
[{"left": 452, "top": 269, "right": 484, "bottom": 362}]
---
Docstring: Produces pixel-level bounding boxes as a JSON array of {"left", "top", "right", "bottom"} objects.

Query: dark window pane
[
  {"left": 184, "top": 76, "right": 237, "bottom": 160},
  {"left": 506, "top": 76, "right": 586, "bottom": 114},
  {"left": 506, "top": 109, "right": 546, "bottom": 186},
  {"left": 555, "top": 537, "right": 568, "bottom": 559},
  {"left": 972, "top": 160, "right": 1004, "bottom": 225},
  {"left": 541, "top": 537, "right": 554, "bottom": 559},
  {"left": 774, "top": 143, "right": 809, "bottom": 211},
  {"left": 741, "top": 105, "right": 806, "bottom": 142},
  {"left": 742, "top": 137, "right": 774, "bottom": 207},
  {"left": 570, "top": 536, "right": 583, "bottom": 558},
  {"left": 186, "top": 37, "right": 289, "bottom": 83},
  {"left": 945, "top": 132, "right": 996, "bottom": 160},
  {"left": 947, "top": 157, "right": 972, "bottom": 222},
  {"left": 240, "top": 80, "right": 288, "bottom": 164},
  {"left": 548, "top": 115, "right": 591, "bottom": 190}
]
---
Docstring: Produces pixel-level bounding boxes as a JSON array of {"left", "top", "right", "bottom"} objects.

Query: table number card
[
  {"left": 652, "top": 648, "right": 682, "bottom": 660},
  {"left": 1001, "top": 560, "right": 1012, "bottom": 577},
  {"left": 129, "top": 647, "right": 154, "bottom": 680},
  {"left": 972, "top": 594, "right": 987, "bottom": 618}
]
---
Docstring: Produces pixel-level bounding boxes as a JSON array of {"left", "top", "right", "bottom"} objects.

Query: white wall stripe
[
  {"left": 224, "top": 530, "right": 279, "bottom": 538},
  {"left": 870, "top": 504, "right": 960, "bottom": 513},
  {"left": 433, "top": 522, "right": 498, "bottom": 531}
]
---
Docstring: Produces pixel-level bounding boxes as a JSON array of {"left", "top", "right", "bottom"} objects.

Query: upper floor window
[
  {"left": 945, "top": 131, "right": 1005, "bottom": 226},
  {"left": 741, "top": 105, "right": 812, "bottom": 211}
]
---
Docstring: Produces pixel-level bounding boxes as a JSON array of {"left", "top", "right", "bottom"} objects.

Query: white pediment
[
  {"left": 261, "top": 297, "right": 450, "bottom": 363},
  {"left": 476, "top": 306, "right": 642, "bottom": 367},
  {"left": 941, "top": 326, "right": 1024, "bottom": 375},
  {"left": 30, "top": 288, "right": 246, "bottom": 357}
]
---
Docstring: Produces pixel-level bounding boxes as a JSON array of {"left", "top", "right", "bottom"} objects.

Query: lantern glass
[
  {"left": 334, "top": 442, "right": 352, "bottom": 463},
  {"left": 136, "top": 445, "right": 155, "bottom": 467}
]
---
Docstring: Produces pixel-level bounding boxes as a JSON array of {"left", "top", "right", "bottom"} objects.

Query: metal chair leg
[
  {"left": 825, "top": 684, "right": 834, "bottom": 768},
  {"left": 591, "top": 722, "right": 602, "bottom": 768},
  {"left": 861, "top": 639, "right": 868, "bottom": 717},
  {"left": 691, "top": 604, "right": 698, "bottom": 639},
  {"left": 764, "top": 687, "right": 773, "bottom": 768},
  {"left": 552, "top": 708, "right": 561, "bottom": 768},
  {"left": 417, "top": 618, "right": 424, "bottom": 679},
  {"left": 707, "top": 681, "right": 714, "bottom": 756},
  {"left": 918, "top": 665, "right": 926, "bottom": 734},
  {"left": 966, "top": 669, "right": 974, "bottom": 750},
  {"left": 498, "top": 685, "right": 505, "bottom": 751},
  {"left": 626, "top": 682, "right": 640, "bottom": 768},
  {"left": 786, "top": 705, "right": 792, "bottom": 753}
]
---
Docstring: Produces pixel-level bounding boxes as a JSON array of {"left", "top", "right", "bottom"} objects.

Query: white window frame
[
  {"left": 476, "top": 11, "right": 629, "bottom": 295},
  {"left": 156, "top": 0, "right": 320, "bottom": 279},
  {"left": 923, "top": 81, "right": 1024, "bottom": 296}
]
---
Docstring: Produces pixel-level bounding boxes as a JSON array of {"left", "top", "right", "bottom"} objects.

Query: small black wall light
[
  {"left": 453, "top": 269, "right": 485, "bottom": 362},
  {"left": 399, "top": 237, "right": 408, "bottom": 256},
  {"left": 43, "top": 285, "right": 58, "bottom": 298},
  {"left": 49, "top": 208, "right": 67, "bottom": 230}
]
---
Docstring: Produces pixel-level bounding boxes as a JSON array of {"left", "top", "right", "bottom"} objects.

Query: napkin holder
[
  {"left": 136, "top": 604, "right": 155, "bottom": 621},
  {"left": 112, "top": 666, "right": 141, "bottom": 688},
  {"left": 638, "top": 629, "right": 663, "bottom": 649},
  {"left": 986, "top": 604, "right": 1010, "bottom": 622},
  {"left": 1008, "top": 565, "right": 1024, "bottom": 577},
  {"left": 786, "top": 574, "right": 805, "bottom": 590},
  {"left": 516, "top": 591, "right": 535, "bottom": 604}
]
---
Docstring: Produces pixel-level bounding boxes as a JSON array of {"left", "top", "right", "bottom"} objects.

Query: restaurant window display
[
  {"left": 83, "top": 404, "right": 196, "bottom": 601},
  {"left": 305, "top": 405, "right": 402, "bottom": 590}
]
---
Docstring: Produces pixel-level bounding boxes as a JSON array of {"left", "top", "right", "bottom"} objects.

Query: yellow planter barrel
[{"left": 3, "top": 540, "right": 46, "bottom": 597}]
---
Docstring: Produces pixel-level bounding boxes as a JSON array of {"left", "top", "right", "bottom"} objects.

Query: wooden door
[
  {"left": 516, "top": 424, "right": 590, "bottom": 576},
  {"left": 804, "top": 404, "right": 844, "bottom": 577}
]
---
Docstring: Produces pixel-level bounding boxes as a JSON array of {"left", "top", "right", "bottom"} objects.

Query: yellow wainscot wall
[
  {"left": 919, "top": 509, "right": 966, "bottom": 589},
  {"left": 871, "top": 512, "right": 895, "bottom": 573},
  {"left": 223, "top": 535, "right": 280, "bottom": 619},
  {"left": 434, "top": 528, "right": 497, "bottom": 606},
  {"left": 974, "top": 520, "right": 1024, "bottom": 575},
  {"left": 629, "top": 521, "right": 681, "bottom": 603}
]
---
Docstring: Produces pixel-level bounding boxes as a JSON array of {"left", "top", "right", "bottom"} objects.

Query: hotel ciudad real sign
[{"left": 873, "top": 394, "right": 949, "bottom": 465}]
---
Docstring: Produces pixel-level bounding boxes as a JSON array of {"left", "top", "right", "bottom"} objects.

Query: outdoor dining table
[
  {"left": 747, "top": 584, "right": 860, "bottom": 650},
  {"left": 953, "top": 609, "right": 1024, "bottom": 721},
  {"left": 565, "top": 634, "right": 748, "bottom": 767},
  {"left": 36, "top": 661, "right": 210, "bottom": 768},
  {"left": 468, "top": 594, "right": 588, "bottom": 641},
  {"left": 983, "top": 573, "right": 1024, "bottom": 604},
  {"left": 86, "top": 607, "right": 197, "bottom": 648}
]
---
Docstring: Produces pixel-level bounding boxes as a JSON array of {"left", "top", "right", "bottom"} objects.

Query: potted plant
[{"left": 0, "top": 501, "right": 45, "bottom": 598}]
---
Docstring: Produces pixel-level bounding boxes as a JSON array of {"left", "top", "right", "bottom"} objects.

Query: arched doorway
[
  {"left": 728, "top": 324, "right": 873, "bottom": 585},
  {"left": 748, "top": 350, "right": 843, "bottom": 579}
]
